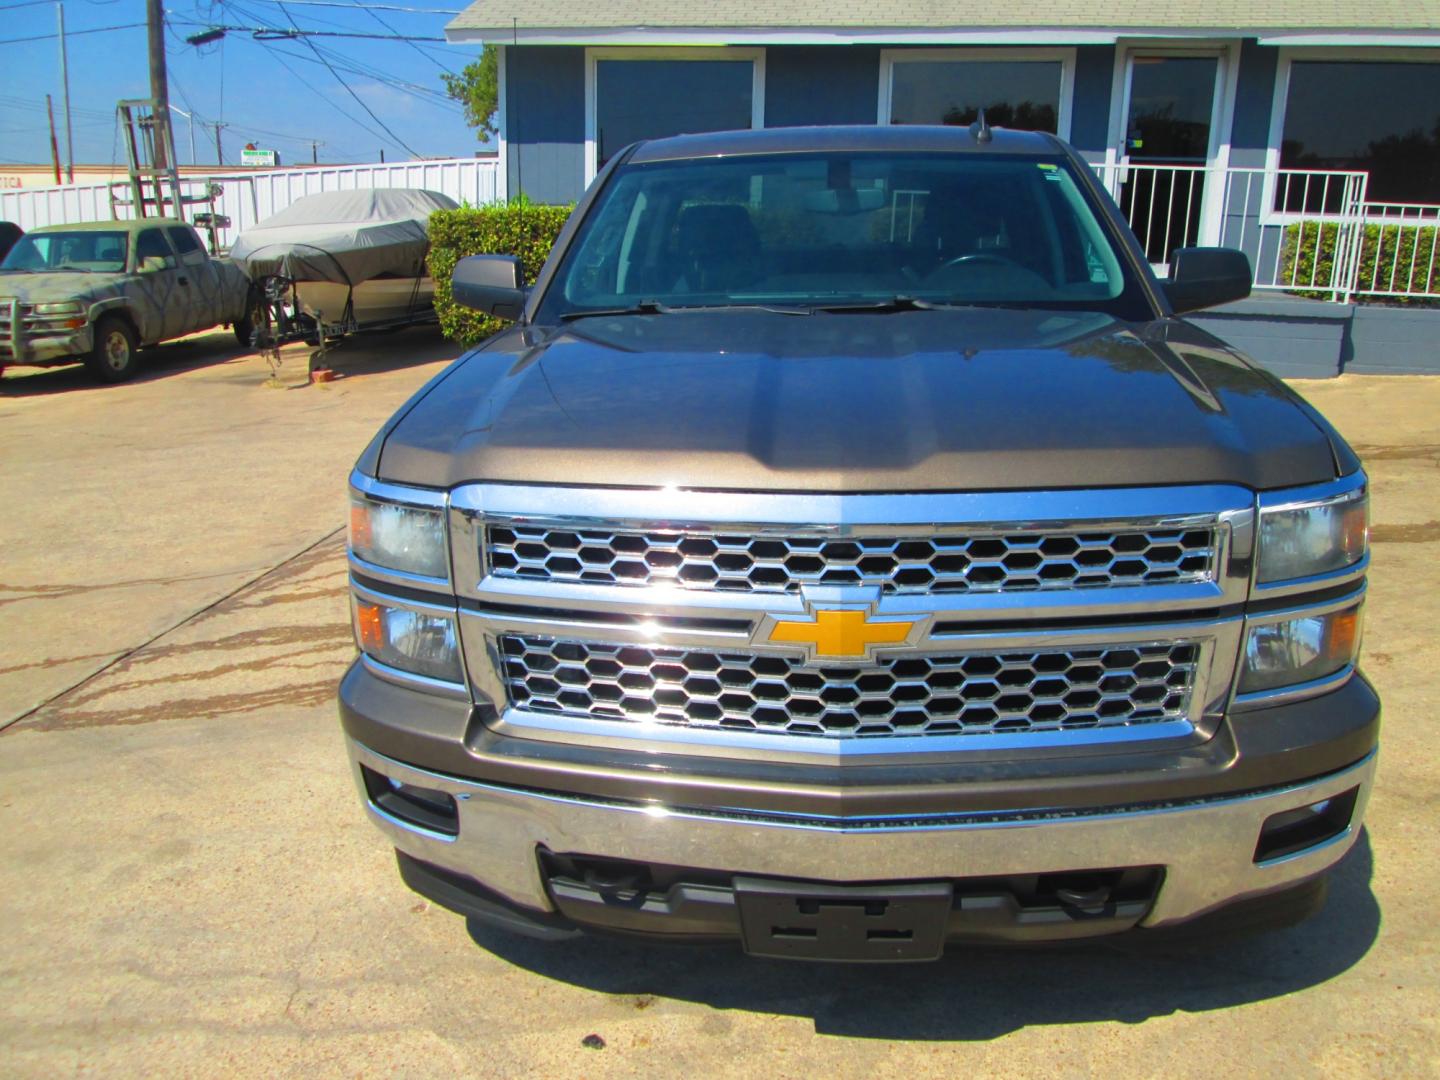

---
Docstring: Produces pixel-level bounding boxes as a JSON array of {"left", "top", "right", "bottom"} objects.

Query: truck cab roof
[
  {"left": 29, "top": 219, "right": 192, "bottom": 235},
  {"left": 626, "top": 124, "right": 1061, "bottom": 165}
]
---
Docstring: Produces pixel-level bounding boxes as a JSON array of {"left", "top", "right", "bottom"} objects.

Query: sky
[{"left": 0, "top": 0, "right": 489, "bottom": 168}]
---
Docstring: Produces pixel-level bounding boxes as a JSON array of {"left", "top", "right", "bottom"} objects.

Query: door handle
[{"left": 178, "top": 276, "right": 190, "bottom": 286}]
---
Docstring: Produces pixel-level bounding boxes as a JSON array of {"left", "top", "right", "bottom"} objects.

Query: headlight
[
  {"left": 33, "top": 302, "right": 82, "bottom": 314},
  {"left": 1239, "top": 604, "right": 1362, "bottom": 695},
  {"left": 349, "top": 495, "right": 448, "bottom": 579},
  {"left": 1257, "top": 482, "right": 1367, "bottom": 584},
  {"left": 353, "top": 596, "right": 463, "bottom": 683}
]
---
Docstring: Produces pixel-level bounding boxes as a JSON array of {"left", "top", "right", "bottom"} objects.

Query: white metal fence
[
  {"left": 1351, "top": 202, "right": 1440, "bottom": 300},
  {"left": 1091, "top": 161, "right": 1440, "bottom": 303},
  {"left": 0, "top": 157, "right": 500, "bottom": 250}
]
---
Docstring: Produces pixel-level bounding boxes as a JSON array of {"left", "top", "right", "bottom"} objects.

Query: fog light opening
[
  {"left": 361, "top": 765, "right": 459, "bottom": 837},
  {"left": 1254, "top": 787, "right": 1359, "bottom": 864}
]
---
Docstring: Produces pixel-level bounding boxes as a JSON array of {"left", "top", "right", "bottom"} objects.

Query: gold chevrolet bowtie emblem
[{"left": 768, "top": 609, "right": 917, "bottom": 659}]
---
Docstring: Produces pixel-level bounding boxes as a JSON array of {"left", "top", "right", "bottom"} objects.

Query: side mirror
[
  {"left": 1164, "top": 247, "right": 1252, "bottom": 315},
  {"left": 452, "top": 254, "right": 527, "bottom": 321}
]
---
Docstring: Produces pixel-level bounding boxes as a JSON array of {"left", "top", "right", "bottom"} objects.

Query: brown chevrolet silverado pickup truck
[{"left": 338, "top": 124, "right": 1376, "bottom": 962}]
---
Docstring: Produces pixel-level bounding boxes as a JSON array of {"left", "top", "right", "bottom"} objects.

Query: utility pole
[
  {"left": 46, "top": 95, "right": 61, "bottom": 183},
  {"left": 56, "top": 3, "right": 74, "bottom": 181},
  {"left": 212, "top": 121, "right": 227, "bottom": 166},
  {"left": 146, "top": 0, "right": 172, "bottom": 170},
  {"left": 311, "top": 140, "right": 323, "bottom": 165}
]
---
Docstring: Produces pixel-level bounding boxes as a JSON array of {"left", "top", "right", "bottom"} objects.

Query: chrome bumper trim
[{"left": 349, "top": 738, "right": 1375, "bottom": 929}]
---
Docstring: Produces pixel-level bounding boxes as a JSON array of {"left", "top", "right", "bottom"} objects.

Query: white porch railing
[
  {"left": 1090, "top": 161, "right": 1439, "bottom": 303},
  {"left": 0, "top": 157, "right": 500, "bottom": 251},
  {"left": 1351, "top": 203, "right": 1440, "bottom": 300}
]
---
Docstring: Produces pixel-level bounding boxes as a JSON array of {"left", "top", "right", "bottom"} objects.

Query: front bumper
[
  {"left": 347, "top": 728, "right": 1375, "bottom": 945},
  {"left": 0, "top": 328, "right": 91, "bottom": 366}
]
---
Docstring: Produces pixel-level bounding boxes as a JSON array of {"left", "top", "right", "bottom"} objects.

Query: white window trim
[
  {"left": 495, "top": 44, "right": 508, "bottom": 203},
  {"left": 1263, "top": 47, "right": 1440, "bottom": 225},
  {"left": 583, "top": 46, "right": 766, "bottom": 187},
  {"left": 1102, "top": 42, "right": 1239, "bottom": 171},
  {"left": 877, "top": 47, "right": 1076, "bottom": 143},
  {"left": 1099, "top": 41, "right": 1240, "bottom": 247}
]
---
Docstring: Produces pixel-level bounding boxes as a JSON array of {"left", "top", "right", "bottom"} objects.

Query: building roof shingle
[{"left": 448, "top": 0, "right": 1440, "bottom": 35}]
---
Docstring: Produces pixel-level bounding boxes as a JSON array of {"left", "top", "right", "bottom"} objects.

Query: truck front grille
[
  {"left": 500, "top": 635, "right": 1199, "bottom": 739},
  {"left": 485, "top": 523, "right": 1216, "bottom": 596}
]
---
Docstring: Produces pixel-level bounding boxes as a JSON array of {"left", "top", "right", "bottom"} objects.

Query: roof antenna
[{"left": 970, "top": 108, "right": 993, "bottom": 145}]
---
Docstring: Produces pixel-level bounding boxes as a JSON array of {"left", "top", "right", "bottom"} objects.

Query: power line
[
  {"left": 241, "top": 25, "right": 459, "bottom": 109},
  {"left": 230, "top": 0, "right": 462, "bottom": 13},
  {"left": 218, "top": 0, "right": 459, "bottom": 100},
  {"left": 168, "top": 18, "right": 445, "bottom": 42},
  {"left": 250, "top": 37, "right": 405, "bottom": 153},
  {"left": 363, "top": 1, "right": 455, "bottom": 75},
  {"left": 0, "top": 0, "right": 61, "bottom": 10},
  {"left": 0, "top": 21, "right": 144, "bottom": 44},
  {"left": 298, "top": 41, "right": 456, "bottom": 104},
  {"left": 277, "top": 4, "right": 420, "bottom": 156}
]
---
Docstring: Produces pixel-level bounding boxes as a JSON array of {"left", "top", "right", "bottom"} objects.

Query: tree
[{"left": 442, "top": 46, "right": 500, "bottom": 143}]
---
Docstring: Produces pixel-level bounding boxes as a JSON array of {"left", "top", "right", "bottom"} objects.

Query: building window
[
  {"left": 588, "top": 50, "right": 764, "bottom": 178},
  {"left": 1278, "top": 59, "right": 1440, "bottom": 208},
  {"left": 882, "top": 50, "right": 1073, "bottom": 137}
]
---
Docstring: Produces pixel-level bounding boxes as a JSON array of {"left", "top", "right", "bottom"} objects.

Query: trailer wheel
[{"left": 85, "top": 315, "right": 139, "bottom": 383}]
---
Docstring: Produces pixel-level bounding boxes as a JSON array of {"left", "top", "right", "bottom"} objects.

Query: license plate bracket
[{"left": 733, "top": 877, "right": 953, "bottom": 962}]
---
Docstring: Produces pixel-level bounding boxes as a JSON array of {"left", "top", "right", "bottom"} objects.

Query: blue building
[{"left": 446, "top": 2, "right": 1440, "bottom": 373}]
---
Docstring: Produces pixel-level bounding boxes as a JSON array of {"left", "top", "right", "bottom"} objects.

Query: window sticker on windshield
[{"left": 1038, "top": 163, "right": 1063, "bottom": 181}]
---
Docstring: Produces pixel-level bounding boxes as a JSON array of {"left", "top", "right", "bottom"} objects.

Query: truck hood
[
  {"left": 377, "top": 308, "right": 1340, "bottom": 493},
  {"left": 0, "top": 270, "right": 127, "bottom": 304}
]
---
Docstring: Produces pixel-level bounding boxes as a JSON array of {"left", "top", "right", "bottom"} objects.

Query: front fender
[{"left": 86, "top": 298, "right": 148, "bottom": 341}]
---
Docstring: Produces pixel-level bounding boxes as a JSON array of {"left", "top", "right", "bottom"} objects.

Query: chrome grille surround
[
  {"left": 443, "top": 481, "right": 1257, "bottom": 759},
  {"left": 501, "top": 635, "right": 1199, "bottom": 739},
  {"left": 485, "top": 521, "right": 1217, "bottom": 595}
]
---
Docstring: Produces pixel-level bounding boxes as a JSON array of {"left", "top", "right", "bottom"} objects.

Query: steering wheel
[
  {"left": 924, "top": 252, "right": 1055, "bottom": 292},
  {"left": 931, "top": 252, "right": 1023, "bottom": 273}
]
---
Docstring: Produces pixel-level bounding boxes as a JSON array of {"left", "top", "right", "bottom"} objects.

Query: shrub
[
  {"left": 428, "top": 201, "right": 574, "bottom": 343},
  {"left": 1282, "top": 221, "right": 1439, "bottom": 305}
]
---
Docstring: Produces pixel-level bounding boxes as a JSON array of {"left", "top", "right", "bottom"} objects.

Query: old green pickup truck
[{"left": 0, "top": 219, "right": 254, "bottom": 382}]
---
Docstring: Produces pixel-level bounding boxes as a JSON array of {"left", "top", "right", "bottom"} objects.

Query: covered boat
[{"left": 228, "top": 188, "right": 458, "bottom": 331}]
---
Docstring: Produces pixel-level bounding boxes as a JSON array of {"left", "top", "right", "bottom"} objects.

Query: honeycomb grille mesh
[
  {"left": 485, "top": 523, "right": 1216, "bottom": 595},
  {"left": 501, "top": 636, "right": 1199, "bottom": 739}
]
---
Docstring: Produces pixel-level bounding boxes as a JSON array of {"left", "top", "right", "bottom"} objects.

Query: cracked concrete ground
[{"left": 1, "top": 337, "right": 1437, "bottom": 1078}]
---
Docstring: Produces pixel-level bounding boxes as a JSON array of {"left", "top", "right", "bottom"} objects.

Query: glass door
[{"left": 1119, "top": 55, "right": 1219, "bottom": 266}]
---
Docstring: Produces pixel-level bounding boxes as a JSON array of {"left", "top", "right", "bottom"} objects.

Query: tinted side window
[
  {"left": 168, "top": 226, "right": 206, "bottom": 265},
  {"left": 136, "top": 229, "right": 175, "bottom": 268}
]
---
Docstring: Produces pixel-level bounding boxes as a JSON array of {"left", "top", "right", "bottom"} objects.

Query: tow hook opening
[
  {"left": 361, "top": 764, "right": 459, "bottom": 837},
  {"left": 1254, "top": 786, "right": 1359, "bottom": 864}
]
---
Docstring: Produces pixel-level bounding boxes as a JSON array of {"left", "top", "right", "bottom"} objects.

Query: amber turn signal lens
[
  {"left": 1327, "top": 606, "right": 1361, "bottom": 661},
  {"left": 355, "top": 601, "right": 385, "bottom": 653},
  {"left": 349, "top": 501, "right": 373, "bottom": 554}
]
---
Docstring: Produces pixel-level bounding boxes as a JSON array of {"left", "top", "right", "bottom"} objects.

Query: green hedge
[
  {"left": 428, "top": 202, "right": 574, "bottom": 343},
  {"left": 1282, "top": 221, "right": 1439, "bottom": 305}
]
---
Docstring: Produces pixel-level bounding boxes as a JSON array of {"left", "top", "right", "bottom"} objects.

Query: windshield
[
  {"left": 537, "top": 151, "right": 1151, "bottom": 322},
  {"left": 1, "top": 231, "right": 129, "bottom": 273}
]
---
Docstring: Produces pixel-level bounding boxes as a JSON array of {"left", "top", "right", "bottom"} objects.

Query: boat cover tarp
[{"left": 227, "top": 189, "right": 459, "bottom": 285}]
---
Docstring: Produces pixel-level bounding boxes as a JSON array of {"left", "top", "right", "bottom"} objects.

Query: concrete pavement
[
  {"left": 1, "top": 342, "right": 1437, "bottom": 1078},
  {"left": 0, "top": 327, "right": 454, "bottom": 727}
]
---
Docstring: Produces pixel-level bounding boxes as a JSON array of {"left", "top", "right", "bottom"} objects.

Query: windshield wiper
[
  {"left": 558, "top": 299, "right": 671, "bottom": 321},
  {"left": 559, "top": 299, "right": 811, "bottom": 321},
  {"left": 809, "top": 295, "right": 1001, "bottom": 314},
  {"left": 50, "top": 264, "right": 94, "bottom": 273}
]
